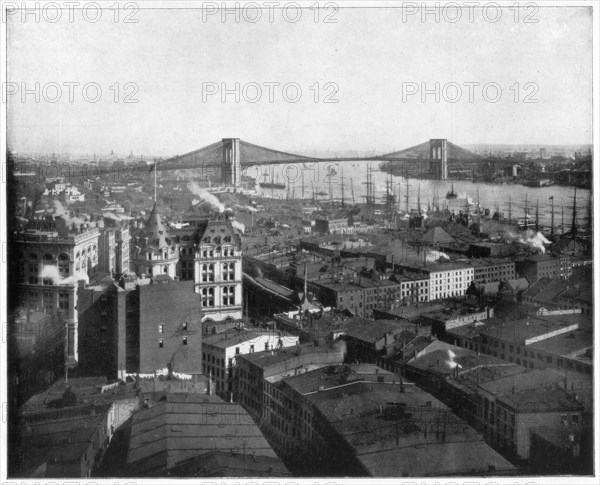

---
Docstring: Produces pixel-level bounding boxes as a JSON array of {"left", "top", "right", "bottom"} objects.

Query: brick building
[{"left": 78, "top": 276, "right": 204, "bottom": 379}]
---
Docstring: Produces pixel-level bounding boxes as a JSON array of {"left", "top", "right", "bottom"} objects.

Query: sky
[{"left": 6, "top": 3, "right": 594, "bottom": 156}]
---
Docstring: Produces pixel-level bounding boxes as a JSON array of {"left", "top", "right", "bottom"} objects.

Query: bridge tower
[
  {"left": 429, "top": 139, "right": 448, "bottom": 179},
  {"left": 222, "top": 138, "right": 241, "bottom": 191}
]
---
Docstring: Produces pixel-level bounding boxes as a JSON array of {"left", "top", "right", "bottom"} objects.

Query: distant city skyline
[{"left": 7, "top": 5, "right": 594, "bottom": 155}]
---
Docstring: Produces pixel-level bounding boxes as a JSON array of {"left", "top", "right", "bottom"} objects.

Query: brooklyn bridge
[
  {"left": 154, "top": 138, "right": 519, "bottom": 187},
  {"left": 23, "top": 138, "right": 524, "bottom": 185}
]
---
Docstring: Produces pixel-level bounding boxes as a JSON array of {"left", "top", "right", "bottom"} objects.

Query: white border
[{"left": 0, "top": 1, "right": 598, "bottom": 484}]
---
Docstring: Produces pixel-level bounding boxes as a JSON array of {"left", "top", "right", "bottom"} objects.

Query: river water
[{"left": 246, "top": 161, "right": 591, "bottom": 230}]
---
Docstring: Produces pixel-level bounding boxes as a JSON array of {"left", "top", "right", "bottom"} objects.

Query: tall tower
[
  {"left": 222, "top": 138, "right": 241, "bottom": 191},
  {"left": 132, "top": 204, "right": 179, "bottom": 279},
  {"left": 430, "top": 139, "right": 448, "bottom": 179}
]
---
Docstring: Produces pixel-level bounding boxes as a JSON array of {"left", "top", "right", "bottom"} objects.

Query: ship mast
[
  {"left": 477, "top": 186, "right": 481, "bottom": 237},
  {"left": 404, "top": 176, "right": 410, "bottom": 215},
  {"left": 523, "top": 193, "right": 529, "bottom": 231},
  {"left": 570, "top": 187, "right": 578, "bottom": 238},
  {"left": 340, "top": 168, "right": 345, "bottom": 209},
  {"left": 350, "top": 178, "right": 355, "bottom": 206},
  {"left": 363, "top": 164, "right": 375, "bottom": 219},
  {"left": 549, "top": 196, "right": 555, "bottom": 235}
]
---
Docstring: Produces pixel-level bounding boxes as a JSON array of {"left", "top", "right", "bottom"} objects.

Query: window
[
  {"left": 202, "top": 263, "right": 215, "bottom": 282},
  {"left": 265, "top": 342, "right": 269, "bottom": 351},
  {"left": 158, "top": 325, "right": 164, "bottom": 333},
  {"left": 201, "top": 287, "right": 215, "bottom": 307},
  {"left": 183, "top": 337, "right": 187, "bottom": 345},
  {"left": 182, "top": 322, "right": 188, "bottom": 331},
  {"left": 222, "top": 285, "right": 235, "bottom": 306},
  {"left": 159, "top": 340, "right": 164, "bottom": 348},
  {"left": 235, "top": 347, "right": 240, "bottom": 355},
  {"left": 223, "top": 262, "right": 235, "bottom": 281},
  {"left": 250, "top": 345, "right": 254, "bottom": 353},
  {"left": 58, "top": 291, "right": 69, "bottom": 310}
]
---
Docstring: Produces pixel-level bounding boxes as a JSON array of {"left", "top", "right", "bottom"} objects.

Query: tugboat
[{"left": 446, "top": 183, "right": 457, "bottom": 199}]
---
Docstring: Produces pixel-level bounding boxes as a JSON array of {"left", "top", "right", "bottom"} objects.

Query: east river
[{"left": 246, "top": 161, "right": 590, "bottom": 230}]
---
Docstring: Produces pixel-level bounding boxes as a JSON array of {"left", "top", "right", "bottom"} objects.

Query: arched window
[
  {"left": 29, "top": 253, "right": 38, "bottom": 260},
  {"left": 43, "top": 253, "right": 54, "bottom": 261}
]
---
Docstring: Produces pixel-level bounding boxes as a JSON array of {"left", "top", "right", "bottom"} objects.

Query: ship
[
  {"left": 523, "top": 178, "right": 553, "bottom": 188},
  {"left": 260, "top": 169, "right": 286, "bottom": 190},
  {"left": 259, "top": 181, "right": 286, "bottom": 190},
  {"left": 446, "top": 183, "right": 457, "bottom": 199}
]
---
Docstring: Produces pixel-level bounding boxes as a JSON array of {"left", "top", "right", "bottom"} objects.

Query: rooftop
[
  {"left": 17, "top": 405, "right": 111, "bottom": 476},
  {"left": 20, "top": 377, "right": 138, "bottom": 417},
  {"left": 407, "top": 344, "right": 523, "bottom": 379},
  {"left": 478, "top": 369, "right": 587, "bottom": 413},
  {"left": 203, "top": 328, "right": 284, "bottom": 349},
  {"left": 478, "top": 313, "right": 588, "bottom": 344},
  {"left": 345, "top": 317, "right": 414, "bottom": 344},
  {"left": 127, "top": 394, "right": 278, "bottom": 475},
  {"left": 282, "top": 364, "right": 401, "bottom": 395},
  {"left": 238, "top": 342, "right": 344, "bottom": 372},
  {"left": 167, "top": 450, "right": 290, "bottom": 477},
  {"left": 297, "top": 376, "right": 515, "bottom": 476},
  {"left": 528, "top": 325, "right": 593, "bottom": 363}
]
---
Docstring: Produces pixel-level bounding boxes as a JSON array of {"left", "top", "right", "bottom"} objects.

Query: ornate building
[
  {"left": 131, "top": 203, "right": 243, "bottom": 322},
  {"left": 11, "top": 217, "right": 101, "bottom": 363},
  {"left": 131, "top": 204, "right": 179, "bottom": 279}
]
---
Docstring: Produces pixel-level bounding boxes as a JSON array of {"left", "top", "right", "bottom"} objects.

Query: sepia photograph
[{"left": 1, "top": 1, "right": 598, "bottom": 483}]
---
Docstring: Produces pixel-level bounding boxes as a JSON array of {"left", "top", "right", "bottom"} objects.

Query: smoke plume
[
  {"left": 187, "top": 182, "right": 225, "bottom": 212},
  {"left": 231, "top": 220, "right": 245, "bottom": 234}
]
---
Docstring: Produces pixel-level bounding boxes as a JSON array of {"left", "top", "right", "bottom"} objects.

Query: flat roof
[
  {"left": 238, "top": 343, "right": 343, "bottom": 369},
  {"left": 528, "top": 325, "right": 593, "bottom": 362},
  {"left": 345, "top": 318, "right": 413, "bottom": 343},
  {"left": 21, "top": 406, "right": 111, "bottom": 472},
  {"left": 203, "top": 328, "right": 284, "bottom": 349},
  {"left": 21, "top": 377, "right": 138, "bottom": 416},
  {"left": 478, "top": 369, "right": 586, "bottom": 412},
  {"left": 407, "top": 345, "right": 522, "bottom": 378},
  {"left": 282, "top": 364, "right": 399, "bottom": 395},
  {"left": 302, "top": 380, "right": 515, "bottom": 476},
  {"left": 479, "top": 313, "right": 588, "bottom": 343}
]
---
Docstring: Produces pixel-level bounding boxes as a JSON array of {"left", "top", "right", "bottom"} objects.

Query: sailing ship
[
  {"left": 259, "top": 168, "right": 286, "bottom": 190},
  {"left": 446, "top": 183, "right": 457, "bottom": 199}
]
